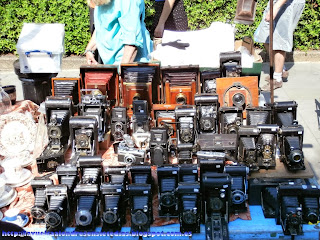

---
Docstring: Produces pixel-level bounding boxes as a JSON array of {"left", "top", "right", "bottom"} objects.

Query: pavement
[{"left": 1, "top": 54, "right": 320, "bottom": 181}]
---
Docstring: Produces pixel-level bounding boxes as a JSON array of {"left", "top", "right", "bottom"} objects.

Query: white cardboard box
[{"left": 16, "top": 23, "right": 65, "bottom": 73}]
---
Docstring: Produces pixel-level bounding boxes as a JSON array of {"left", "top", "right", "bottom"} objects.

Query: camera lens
[
  {"left": 182, "top": 211, "right": 197, "bottom": 225},
  {"left": 31, "top": 206, "right": 46, "bottom": 220},
  {"left": 45, "top": 212, "right": 62, "bottom": 228},
  {"left": 160, "top": 192, "right": 175, "bottom": 207},
  {"left": 103, "top": 211, "right": 118, "bottom": 224},
  {"left": 232, "top": 93, "right": 245, "bottom": 107},
  {"left": 181, "top": 129, "right": 193, "bottom": 143},
  {"left": 49, "top": 126, "right": 61, "bottom": 138},
  {"left": 75, "top": 210, "right": 92, "bottom": 226},
  {"left": 290, "top": 150, "right": 303, "bottom": 163},
  {"left": 210, "top": 197, "right": 223, "bottom": 211},
  {"left": 176, "top": 93, "right": 187, "bottom": 104},
  {"left": 232, "top": 190, "right": 245, "bottom": 204},
  {"left": 124, "top": 154, "right": 136, "bottom": 164},
  {"left": 132, "top": 210, "right": 148, "bottom": 226}
]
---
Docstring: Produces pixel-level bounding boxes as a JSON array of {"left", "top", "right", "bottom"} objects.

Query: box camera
[
  {"left": 118, "top": 147, "right": 146, "bottom": 165},
  {"left": 256, "top": 124, "right": 279, "bottom": 169},
  {"left": 79, "top": 89, "right": 108, "bottom": 142},
  {"left": 161, "top": 65, "right": 200, "bottom": 105},
  {"left": 224, "top": 165, "right": 249, "bottom": 213},
  {"left": 111, "top": 107, "right": 129, "bottom": 141},
  {"left": 272, "top": 101, "right": 298, "bottom": 127},
  {"left": 246, "top": 106, "right": 272, "bottom": 126},
  {"left": 128, "top": 183, "right": 153, "bottom": 232},
  {"left": 178, "top": 183, "right": 201, "bottom": 233},
  {"left": 37, "top": 96, "right": 73, "bottom": 173},
  {"left": 157, "top": 166, "right": 179, "bottom": 217},
  {"left": 100, "top": 183, "right": 126, "bottom": 232},
  {"left": 220, "top": 51, "right": 242, "bottom": 77},
  {"left": 194, "top": 94, "right": 219, "bottom": 134},
  {"left": 200, "top": 69, "right": 220, "bottom": 94},
  {"left": 52, "top": 77, "right": 81, "bottom": 105},
  {"left": 150, "top": 127, "right": 169, "bottom": 166},
  {"left": 179, "top": 164, "right": 198, "bottom": 183},
  {"left": 45, "top": 185, "right": 70, "bottom": 231},
  {"left": 131, "top": 100, "right": 150, "bottom": 133},
  {"left": 279, "top": 125, "right": 305, "bottom": 171},
  {"left": 69, "top": 116, "right": 98, "bottom": 161},
  {"left": 219, "top": 107, "right": 243, "bottom": 134},
  {"left": 77, "top": 155, "right": 102, "bottom": 185},
  {"left": 31, "top": 178, "right": 53, "bottom": 224},
  {"left": 74, "top": 184, "right": 100, "bottom": 231}
]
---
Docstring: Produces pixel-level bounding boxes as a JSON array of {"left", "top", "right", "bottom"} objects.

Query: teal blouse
[{"left": 94, "top": 0, "right": 153, "bottom": 65}]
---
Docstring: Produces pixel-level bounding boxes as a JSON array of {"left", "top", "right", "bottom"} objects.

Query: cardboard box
[{"left": 235, "top": 36, "right": 262, "bottom": 63}]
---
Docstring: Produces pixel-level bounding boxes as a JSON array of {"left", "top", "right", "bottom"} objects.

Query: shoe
[
  {"left": 261, "top": 80, "right": 283, "bottom": 91},
  {"left": 265, "top": 71, "right": 289, "bottom": 82}
]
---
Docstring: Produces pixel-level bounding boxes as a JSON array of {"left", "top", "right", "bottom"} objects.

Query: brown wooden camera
[
  {"left": 216, "top": 76, "right": 259, "bottom": 118},
  {"left": 80, "top": 65, "right": 119, "bottom": 106},
  {"left": 161, "top": 65, "right": 200, "bottom": 105}
]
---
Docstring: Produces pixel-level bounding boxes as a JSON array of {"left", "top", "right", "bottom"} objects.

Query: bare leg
[{"left": 274, "top": 50, "right": 286, "bottom": 73}]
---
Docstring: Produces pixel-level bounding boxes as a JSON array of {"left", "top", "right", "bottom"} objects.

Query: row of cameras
[
  {"left": 39, "top": 93, "right": 304, "bottom": 173},
  {"left": 31, "top": 156, "right": 320, "bottom": 237}
]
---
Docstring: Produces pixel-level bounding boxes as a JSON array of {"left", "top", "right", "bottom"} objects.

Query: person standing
[
  {"left": 254, "top": 0, "right": 305, "bottom": 90},
  {"left": 85, "top": 0, "right": 153, "bottom": 65},
  {"left": 152, "top": 0, "right": 188, "bottom": 38}
]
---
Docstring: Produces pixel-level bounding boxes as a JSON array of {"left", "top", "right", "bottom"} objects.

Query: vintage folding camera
[
  {"left": 78, "top": 89, "right": 108, "bottom": 142},
  {"left": 157, "top": 166, "right": 179, "bottom": 217},
  {"left": 30, "top": 178, "right": 53, "bottom": 224},
  {"left": 179, "top": 164, "right": 198, "bottom": 183},
  {"left": 198, "top": 151, "right": 226, "bottom": 175},
  {"left": 45, "top": 185, "right": 70, "bottom": 231},
  {"left": 131, "top": 100, "right": 150, "bottom": 133},
  {"left": 256, "top": 124, "right": 279, "bottom": 169},
  {"left": 74, "top": 184, "right": 100, "bottom": 231},
  {"left": 37, "top": 96, "right": 73, "bottom": 173},
  {"left": 220, "top": 51, "right": 242, "bottom": 77},
  {"left": 69, "top": 116, "right": 98, "bottom": 162},
  {"left": 177, "top": 182, "right": 201, "bottom": 233},
  {"left": 279, "top": 125, "right": 305, "bottom": 171},
  {"left": 161, "top": 65, "right": 200, "bottom": 105},
  {"left": 153, "top": 104, "right": 178, "bottom": 138},
  {"left": 150, "top": 127, "right": 169, "bottom": 166},
  {"left": 194, "top": 94, "right": 219, "bottom": 134},
  {"left": 219, "top": 107, "right": 243, "bottom": 134},
  {"left": 118, "top": 147, "right": 146, "bottom": 165},
  {"left": 77, "top": 155, "right": 102, "bottom": 185},
  {"left": 238, "top": 125, "right": 260, "bottom": 171},
  {"left": 278, "top": 184, "right": 303, "bottom": 236},
  {"left": 128, "top": 183, "right": 153, "bottom": 232},
  {"left": 272, "top": 101, "right": 298, "bottom": 127},
  {"left": 224, "top": 165, "right": 249, "bottom": 213},
  {"left": 121, "top": 63, "right": 160, "bottom": 112},
  {"left": 52, "top": 77, "right": 81, "bottom": 105},
  {"left": 80, "top": 65, "right": 119, "bottom": 106},
  {"left": 56, "top": 164, "right": 78, "bottom": 204},
  {"left": 200, "top": 69, "right": 220, "bottom": 94},
  {"left": 300, "top": 184, "right": 320, "bottom": 224},
  {"left": 100, "top": 183, "right": 126, "bottom": 232},
  {"left": 104, "top": 166, "right": 128, "bottom": 185},
  {"left": 202, "top": 173, "right": 231, "bottom": 240},
  {"left": 246, "top": 106, "right": 272, "bottom": 126},
  {"left": 130, "top": 165, "right": 152, "bottom": 185},
  {"left": 111, "top": 107, "right": 129, "bottom": 141},
  {"left": 197, "top": 134, "right": 238, "bottom": 162}
]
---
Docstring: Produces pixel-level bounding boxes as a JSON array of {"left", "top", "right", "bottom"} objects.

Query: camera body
[
  {"left": 56, "top": 164, "right": 78, "bottom": 205},
  {"left": 79, "top": 90, "right": 108, "bottom": 142},
  {"left": 69, "top": 116, "right": 98, "bottom": 161},
  {"left": 198, "top": 151, "right": 226, "bottom": 176},
  {"left": 150, "top": 127, "right": 169, "bottom": 166},
  {"left": 104, "top": 166, "right": 128, "bottom": 185},
  {"left": 111, "top": 107, "right": 128, "bottom": 141},
  {"left": 219, "top": 107, "right": 243, "bottom": 134},
  {"left": 200, "top": 70, "right": 220, "bottom": 94},
  {"left": 52, "top": 77, "right": 81, "bottom": 105},
  {"left": 117, "top": 147, "right": 146, "bottom": 165},
  {"left": 194, "top": 94, "right": 219, "bottom": 134},
  {"left": 31, "top": 178, "right": 53, "bottom": 224},
  {"left": 157, "top": 166, "right": 179, "bottom": 217},
  {"left": 77, "top": 155, "right": 102, "bottom": 185},
  {"left": 246, "top": 106, "right": 272, "bottom": 125},
  {"left": 74, "top": 184, "right": 100, "bottom": 231},
  {"left": 220, "top": 51, "right": 242, "bottom": 77},
  {"left": 272, "top": 101, "right": 298, "bottom": 127},
  {"left": 178, "top": 183, "right": 201, "bottom": 233},
  {"left": 280, "top": 125, "right": 305, "bottom": 171},
  {"left": 131, "top": 100, "right": 150, "bottom": 133},
  {"left": 45, "top": 185, "right": 70, "bottom": 231},
  {"left": 179, "top": 164, "right": 198, "bottom": 183}
]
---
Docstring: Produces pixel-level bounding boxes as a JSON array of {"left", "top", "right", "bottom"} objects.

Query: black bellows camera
[
  {"left": 37, "top": 96, "right": 73, "bottom": 173},
  {"left": 56, "top": 164, "right": 78, "bottom": 204},
  {"left": 272, "top": 101, "right": 298, "bottom": 127},
  {"left": 246, "top": 106, "right": 272, "bottom": 126},
  {"left": 111, "top": 107, "right": 128, "bottom": 141},
  {"left": 45, "top": 185, "right": 70, "bottom": 231},
  {"left": 79, "top": 90, "right": 108, "bottom": 142},
  {"left": 77, "top": 155, "right": 102, "bottom": 185},
  {"left": 157, "top": 166, "right": 179, "bottom": 217},
  {"left": 179, "top": 164, "right": 198, "bottom": 183},
  {"left": 30, "top": 178, "right": 53, "bottom": 224},
  {"left": 74, "top": 184, "right": 100, "bottom": 231},
  {"left": 194, "top": 94, "right": 219, "bottom": 134},
  {"left": 150, "top": 127, "right": 169, "bottom": 166},
  {"left": 104, "top": 166, "right": 128, "bottom": 185}
]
